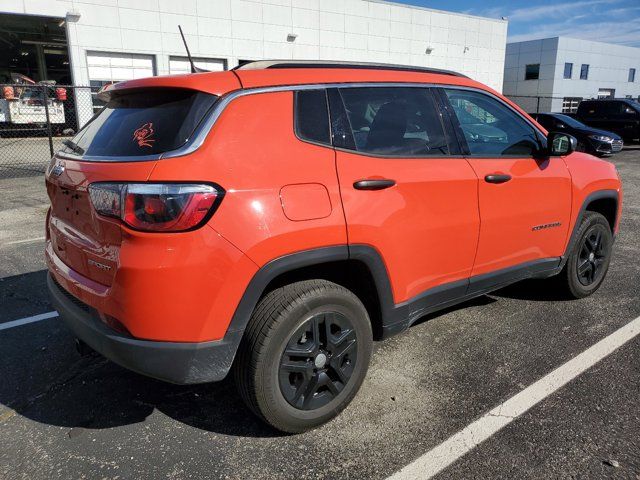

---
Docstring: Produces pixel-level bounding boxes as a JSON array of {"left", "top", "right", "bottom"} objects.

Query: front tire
[
  {"left": 234, "top": 280, "right": 373, "bottom": 433},
  {"left": 557, "top": 211, "right": 613, "bottom": 298}
]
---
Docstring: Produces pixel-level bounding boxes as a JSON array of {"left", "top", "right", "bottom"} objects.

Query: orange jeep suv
[{"left": 45, "top": 61, "right": 622, "bottom": 433}]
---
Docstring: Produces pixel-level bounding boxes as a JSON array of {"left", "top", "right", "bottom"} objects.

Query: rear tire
[
  {"left": 556, "top": 211, "right": 613, "bottom": 299},
  {"left": 233, "top": 280, "right": 373, "bottom": 433}
]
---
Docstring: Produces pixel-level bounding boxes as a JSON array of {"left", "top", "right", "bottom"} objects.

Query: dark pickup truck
[{"left": 576, "top": 99, "right": 640, "bottom": 142}]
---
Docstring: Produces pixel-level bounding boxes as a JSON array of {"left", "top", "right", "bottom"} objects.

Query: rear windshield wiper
[{"left": 62, "top": 139, "right": 85, "bottom": 156}]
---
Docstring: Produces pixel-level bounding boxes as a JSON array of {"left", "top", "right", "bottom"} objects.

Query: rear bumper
[{"left": 48, "top": 273, "right": 242, "bottom": 384}]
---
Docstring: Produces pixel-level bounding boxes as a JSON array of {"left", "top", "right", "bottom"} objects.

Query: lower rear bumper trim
[{"left": 47, "top": 273, "right": 241, "bottom": 384}]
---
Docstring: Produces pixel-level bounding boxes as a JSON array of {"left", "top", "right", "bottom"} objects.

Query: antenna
[{"left": 178, "top": 25, "right": 206, "bottom": 73}]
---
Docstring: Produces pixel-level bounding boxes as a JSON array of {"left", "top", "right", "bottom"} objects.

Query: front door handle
[
  {"left": 353, "top": 179, "right": 396, "bottom": 190},
  {"left": 484, "top": 174, "right": 512, "bottom": 184}
]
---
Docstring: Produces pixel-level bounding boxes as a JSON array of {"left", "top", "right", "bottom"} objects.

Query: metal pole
[
  {"left": 536, "top": 96, "right": 540, "bottom": 113},
  {"left": 42, "top": 86, "right": 54, "bottom": 157}
]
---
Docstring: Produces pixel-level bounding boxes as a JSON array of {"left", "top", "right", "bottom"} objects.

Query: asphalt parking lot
[{"left": 1, "top": 147, "right": 639, "bottom": 479}]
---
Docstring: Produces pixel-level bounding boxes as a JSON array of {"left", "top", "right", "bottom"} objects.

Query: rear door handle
[
  {"left": 484, "top": 174, "right": 512, "bottom": 184},
  {"left": 353, "top": 179, "right": 396, "bottom": 190}
]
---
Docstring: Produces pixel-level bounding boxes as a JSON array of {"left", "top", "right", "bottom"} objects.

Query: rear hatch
[{"left": 46, "top": 87, "right": 219, "bottom": 286}]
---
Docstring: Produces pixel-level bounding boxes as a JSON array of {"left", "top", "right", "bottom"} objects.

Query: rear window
[{"left": 63, "top": 88, "right": 218, "bottom": 157}]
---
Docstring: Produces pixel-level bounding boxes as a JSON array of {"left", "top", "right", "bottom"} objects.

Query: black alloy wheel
[
  {"left": 234, "top": 280, "right": 372, "bottom": 433},
  {"left": 576, "top": 225, "right": 609, "bottom": 286},
  {"left": 279, "top": 312, "right": 357, "bottom": 410},
  {"left": 554, "top": 211, "right": 613, "bottom": 299}
]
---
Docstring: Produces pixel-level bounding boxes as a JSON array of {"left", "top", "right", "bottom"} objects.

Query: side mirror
[{"left": 548, "top": 132, "right": 577, "bottom": 156}]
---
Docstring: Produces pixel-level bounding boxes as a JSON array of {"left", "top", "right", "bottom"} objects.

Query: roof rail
[{"left": 234, "top": 60, "right": 468, "bottom": 78}]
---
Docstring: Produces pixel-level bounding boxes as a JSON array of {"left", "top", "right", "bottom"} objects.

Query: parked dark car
[
  {"left": 531, "top": 113, "right": 623, "bottom": 156},
  {"left": 575, "top": 99, "right": 640, "bottom": 143}
]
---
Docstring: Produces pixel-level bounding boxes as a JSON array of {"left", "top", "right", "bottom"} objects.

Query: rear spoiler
[{"left": 94, "top": 72, "right": 241, "bottom": 99}]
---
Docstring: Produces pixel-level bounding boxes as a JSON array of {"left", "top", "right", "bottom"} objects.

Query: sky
[{"left": 393, "top": 0, "right": 640, "bottom": 47}]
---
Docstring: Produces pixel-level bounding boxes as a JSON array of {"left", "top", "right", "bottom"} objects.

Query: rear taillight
[
  {"left": 3, "top": 86, "right": 14, "bottom": 100},
  {"left": 55, "top": 87, "right": 67, "bottom": 101},
  {"left": 88, "top": 183, "right": 222, "bottom": 232}
]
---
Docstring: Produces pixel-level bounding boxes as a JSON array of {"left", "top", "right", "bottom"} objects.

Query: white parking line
[
  {"left": 0, "top": 311, "right": 59, "bottom": 331},
  {"left": 387, "top": 315, "right": 640, "bottom": 480},
  {"left": 1, "top": 236, "right": 46, "bottom": 246}
]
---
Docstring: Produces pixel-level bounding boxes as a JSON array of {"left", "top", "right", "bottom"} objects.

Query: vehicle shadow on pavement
[
  {"left": 493, "top": 278, "right": 571, "bottom": 302},
  {"left": 409, "top": 294, "right": 498, "bottom": 329},
  {"left": 0, "top": 270, "right": 52, "bottom": 321},
  {"left": 0, "top": 272, "right": 280, "bottom": 438},
  {"left": 0, "top": 273, "right": 567, "bottom": 438},
  {"left": 1, "top": 351, "right": 282, "bottom": 438}
]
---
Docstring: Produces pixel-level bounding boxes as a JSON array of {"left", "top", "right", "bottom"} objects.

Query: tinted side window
[
  {"left": 337, "top": 87, "right": 449, "bottom": 156},
  {"left": 600, "top": 101, "right": 622, "bottom": 115},
  {"left": 295, "top": 89, "right": 330, "bottom": 145},
  {"left": 444, "top": 89, "right": 539, "bottom": 156},
  {"left": 578, "top": 102, "right": 599, "bottom": 116}
]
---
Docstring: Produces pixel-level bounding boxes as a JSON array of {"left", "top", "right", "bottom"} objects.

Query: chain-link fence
[{"left": 0, "top": 84, "right": 99, "bottom": 178}]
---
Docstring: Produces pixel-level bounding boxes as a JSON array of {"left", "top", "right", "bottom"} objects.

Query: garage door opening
[
  {"left": 86, "top": 51, "right": 157, "bottom": 115},
  {"left": 0, "top": 14, "right": 79, "bottom": 176},
  {"left": 0, "top": 13, "right": 71, "bottom": 84}
]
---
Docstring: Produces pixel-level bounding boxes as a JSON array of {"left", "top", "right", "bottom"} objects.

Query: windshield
[
  {"left": 62, "top": 88, "right": 218, "bottom": 158},
  {"left": 627, "top": 101, "right": 640, "bottom": 112}
]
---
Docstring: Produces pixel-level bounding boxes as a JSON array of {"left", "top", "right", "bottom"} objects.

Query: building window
[
  {"left": 629, "top": 68, "right": 636, "bottom": 83},
  {"left": 562, "top": 97, "right": 582, "bottom": 113},
  {"left": 525, "top": 64, "right": 540, "bottom": 80},
  {"left": 580, "top": 64, "right": 589, "bottom": 80},
  {"left": 598, "top": 88, "right": 615, "bottom": 99},
  {"left": 564, "top": 63, "right": 573, "bottom": 79}
]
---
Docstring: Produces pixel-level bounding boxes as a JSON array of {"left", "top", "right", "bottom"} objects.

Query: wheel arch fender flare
[
  {"left": 226, "top": 245, "right": 399, "bottom": 340},
  {"left": 561, "top": 189, "right": 619, "bottom": 268}
]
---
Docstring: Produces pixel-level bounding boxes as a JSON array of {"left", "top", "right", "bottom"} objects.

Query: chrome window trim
[
  {"left": 57, "top": 152, "right": 164, "bottom": 162},
  {"left": 55, "top": 82, "right": 545, "bottom": 162}
]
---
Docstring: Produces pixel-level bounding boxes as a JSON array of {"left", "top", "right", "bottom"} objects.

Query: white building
[
  {"left": 1, "top": 0, "right": 507, "bottom": 87},
  {"left": 504, "top": 37, "right": 640, "bottom": 114}
]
